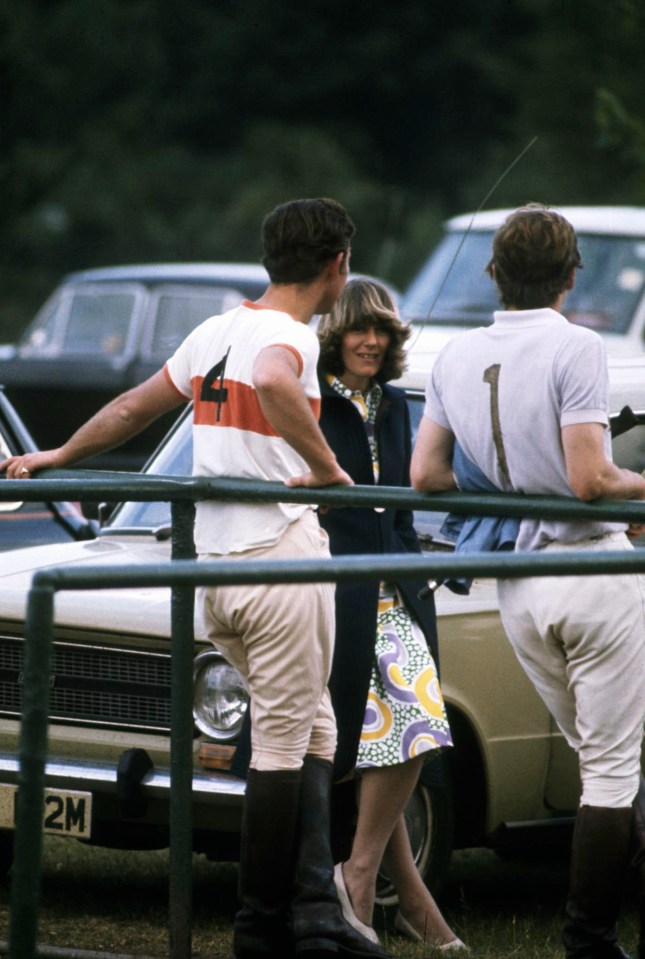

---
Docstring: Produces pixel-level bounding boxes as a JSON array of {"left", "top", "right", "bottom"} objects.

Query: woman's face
[{"left": 339, "top": 323, "right": 391, "bottom": 392}]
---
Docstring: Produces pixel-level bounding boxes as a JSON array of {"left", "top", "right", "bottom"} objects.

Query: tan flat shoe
[{"left": 333, "top": 862, "right": 380, "bottom": 945}]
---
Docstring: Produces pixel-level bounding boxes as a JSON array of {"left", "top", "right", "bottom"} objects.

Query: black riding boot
[
  {"left": 233, "top": 768, "right": 301, "bottom": 958},
  {"left": 631, "top": 778, "right": 645, "bottom": 959},
  {"left": 562, "top": 804, "right": 633, "bottom": 959},
  {"left": 291, "top": 755, "right": 391, "bottom": 958}
]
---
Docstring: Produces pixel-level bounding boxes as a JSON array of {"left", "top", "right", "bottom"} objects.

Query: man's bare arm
[
  {"left": 562, "top": 422, "right": 645, "bottom": 501},
  {"left": 252, "top": 345, "right": 352, "bottom": 488},
  {"left": 1, "top": 370, "right": 184, "bottom": 477},
  {"left": 410, "top": 417, "right": 457, "bottom": 492}
]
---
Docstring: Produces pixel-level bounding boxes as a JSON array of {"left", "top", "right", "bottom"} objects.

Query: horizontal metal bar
[
  {"left": 3, "top": 470, "right": 645, "bottom": 522},
  {"left": 31, "top": 548, "right": 645, "bottom": 592}
]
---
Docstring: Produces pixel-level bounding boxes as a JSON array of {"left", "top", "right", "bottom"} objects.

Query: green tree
[{"left": 2, "top": 0, "right": 645, "bottom": 339}]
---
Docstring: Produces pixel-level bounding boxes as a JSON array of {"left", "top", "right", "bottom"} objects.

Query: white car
[
  {"left": 403, "top": 206, "right": 645, "bottom": 358},
  {"left": 1, "top": 348, "right": 644, "bottom": 899}
]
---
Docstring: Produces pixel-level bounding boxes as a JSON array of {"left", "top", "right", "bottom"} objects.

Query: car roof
[
  {"left": 446, "top": 206, "right": 645, "bottom": 236},
  {"left": 60, "top": 264, "right": 399, "bottom": 300},
  {"left": 63, "top": 262, "right": 270, "bottom": 285}
]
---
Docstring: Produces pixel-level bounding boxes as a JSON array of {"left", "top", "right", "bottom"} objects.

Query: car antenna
[{"left": 407, "top": 135, "right": 538, "bottom": 350}]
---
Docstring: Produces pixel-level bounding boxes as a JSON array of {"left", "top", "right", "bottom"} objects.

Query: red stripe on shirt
[{"left": 192, "top": 377, "right": 321, "bottom": 433}]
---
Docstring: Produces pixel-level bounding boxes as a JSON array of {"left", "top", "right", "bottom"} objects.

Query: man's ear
[
  {"left": 335, "top": 250, "right": 349, "bottom": 276},
  {"left": 565, "top": 268, "right": 576, "bottom": 291}
]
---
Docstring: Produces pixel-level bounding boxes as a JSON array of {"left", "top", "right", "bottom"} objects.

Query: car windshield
[
  {"left": 19, "top": 285, "right": 140, "bottom": 357},
  {"left": 403, "top": 230, "right": 645, "bottom": 335},
  {"left": 106, "top": 412, "right": 193, "bottom": 533}
]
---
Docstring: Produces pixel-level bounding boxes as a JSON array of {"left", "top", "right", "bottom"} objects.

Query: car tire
[
  {"left": 0, "top": 829, "right": 13, "bottom": 879},
  {"left": 374, "top": 769, "right": 454, "bottom": 907}
]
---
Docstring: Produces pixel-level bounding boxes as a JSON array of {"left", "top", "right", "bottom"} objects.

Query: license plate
[{"left": 0, "top": 784, "right": 92, "bottom": 838}]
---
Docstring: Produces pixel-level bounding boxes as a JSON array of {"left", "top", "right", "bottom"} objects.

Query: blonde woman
[{"left": 317, "top": 279, "right": 467, "bottom": 952}]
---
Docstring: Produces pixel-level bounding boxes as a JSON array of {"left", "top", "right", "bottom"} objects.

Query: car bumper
[{"left": 0, "top": 751, "right": 246, "bottom": 804}]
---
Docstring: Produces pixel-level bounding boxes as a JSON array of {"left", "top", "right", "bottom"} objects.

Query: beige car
[{"left": 0, "top": 351, "right": 644, "bottom": 900}]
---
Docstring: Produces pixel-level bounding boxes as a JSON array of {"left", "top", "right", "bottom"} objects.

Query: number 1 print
[{"left": 483, "top": 364, "right": 511, "bottom": 485}]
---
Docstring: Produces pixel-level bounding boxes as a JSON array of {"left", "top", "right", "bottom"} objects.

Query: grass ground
[{"left": 0, "top": 837, "right": 640, "bottom": 958}]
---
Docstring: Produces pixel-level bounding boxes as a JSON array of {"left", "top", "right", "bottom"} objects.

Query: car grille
[{"left": 0, "top": 636, "right": 172, "bottom": 733}]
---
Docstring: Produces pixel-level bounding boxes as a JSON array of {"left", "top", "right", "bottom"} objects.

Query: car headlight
[{"left": 193, "top": 650, "right": 249, "bottom": 741}]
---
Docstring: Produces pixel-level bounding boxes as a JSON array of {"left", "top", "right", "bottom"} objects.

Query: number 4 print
[
  {"left": 483, "top": 363, "right": 511, "bottom": 486},
  {"left": 200, "top": 347, "right": 231, "bottom": 422}
]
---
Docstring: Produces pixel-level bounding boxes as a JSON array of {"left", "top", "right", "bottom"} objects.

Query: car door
[{"left": 0, "top": 390, "right": 96, "bottom": 550}]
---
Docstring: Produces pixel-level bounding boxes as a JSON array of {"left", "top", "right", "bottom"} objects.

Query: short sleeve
[
  {"left": 165, "top": 325, "right": 200, "bottom": 399},
  {"left": 423, "top": 352, "right": 452, "bottom": 429},
  {"left": 557, "top": 332, "right": 610, "bottom": 428}
]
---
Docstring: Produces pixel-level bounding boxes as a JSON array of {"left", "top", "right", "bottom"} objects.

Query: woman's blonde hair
[{"left": 317, "top": 278, "right": 410, "bottom": 383}]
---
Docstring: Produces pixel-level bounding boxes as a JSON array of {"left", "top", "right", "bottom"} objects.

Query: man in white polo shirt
[
  {"left": 2, "top": 198, "right": 390, "bottom": 959},
  {"left": 411, "top": 204, "right": 645, "bottom": 959}
]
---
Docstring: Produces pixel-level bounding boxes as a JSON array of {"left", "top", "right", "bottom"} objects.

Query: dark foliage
[{"left": 1, "top": 0, "right": 644, "bottom": 339}]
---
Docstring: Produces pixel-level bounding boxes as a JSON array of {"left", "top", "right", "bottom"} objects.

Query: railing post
[
  {"left": 168, "top": 499, "right": 196, "bottom": 959},
  {"left": 9, "top": 582, "right": 55, "bottom": 959}
]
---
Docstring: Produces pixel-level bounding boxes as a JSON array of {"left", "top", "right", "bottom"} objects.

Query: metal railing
[{"left": 3, "top": 470, "right": 645, "bottom": 959}]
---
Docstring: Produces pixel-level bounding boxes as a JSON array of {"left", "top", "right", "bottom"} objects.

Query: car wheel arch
[{"left": 445, "top": 705, "right": 488, "bottom": 851}]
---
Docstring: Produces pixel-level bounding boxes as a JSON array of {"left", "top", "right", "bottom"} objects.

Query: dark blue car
[{"left": 0, "top": 263, "right": 269, "bottom": 470}]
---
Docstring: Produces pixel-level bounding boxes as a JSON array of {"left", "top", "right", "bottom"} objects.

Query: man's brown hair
[
  {"left": 261, "top": 198, "right": 356, "bottom": 284},
  {"left": 317, "top": 278, "right": 410, "bottom": 383},
  {"left": 486, "top": 203, "right": 583, "bottom": 309}
]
